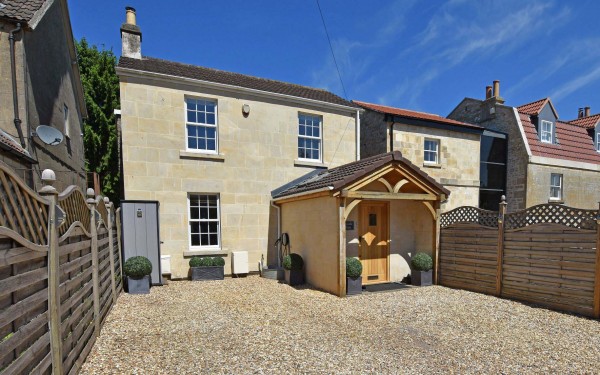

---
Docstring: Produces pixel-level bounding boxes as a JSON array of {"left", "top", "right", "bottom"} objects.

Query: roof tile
[
  {"left": 118, "top": 56, "right": 356, "bottom": 108},
  {"left": 517, "top": 98, "right": 550, "bottom": 116},
  {"left": 568, "top": 114, "right": 600, "bottom": 129},
  {"left": 0, "top": 0, "right": 46, "bottom": 23}
]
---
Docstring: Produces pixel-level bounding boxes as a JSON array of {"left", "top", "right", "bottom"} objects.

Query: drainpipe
[
  {"left": 389, "top": 121, "right": 394, "bottom": 152},
  {"left": 355, "top": 109, "right": 361, "bottom": 160},
  {"left": 270, "top": 200, "right": 281, "bottom": 267},
  {"left": 9, "top": 22, "right": 26, "bottom": 148}
]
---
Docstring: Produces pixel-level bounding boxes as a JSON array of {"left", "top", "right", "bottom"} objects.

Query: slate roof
[
  {"left": 568, "top": 114, "right": 600, "bottom": 129},
  {"left": 354, "top": 100, "right": 482, "bottom": 131},
  {"left": 118, "top": 56, "right": 356, "bottom": 108},
  {"left": 0, "top": 0, "right": 46, "bottom": 23},
  {"left": 272, "top": 151, "right": 450, "bottom": 199},
  {"left": 518, "top": 113, "right": 600, "bottom": 165},
  {"left": 0, "top": 129, "right": 35, "bottom": 162}
]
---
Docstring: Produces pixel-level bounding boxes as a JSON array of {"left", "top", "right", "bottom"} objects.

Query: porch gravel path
[{"left": 81, "top": 276, "right": 600, "bottom": 374}]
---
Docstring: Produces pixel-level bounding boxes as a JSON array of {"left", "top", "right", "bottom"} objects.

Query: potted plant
[
  {"left": 124, "top": 256, "right": 152, "bottom": 294},
  {"left": 411, "top": 252, "right": 433, "bottom": 286},
  {"left": 189, "top": 256, "right": 225, "bottom": 281},
  {"left": 283, "top": 253, "right": 304, "bottom": 286},
  {"left": 346, "top": 257, "right": 363, "bottom": 295}
]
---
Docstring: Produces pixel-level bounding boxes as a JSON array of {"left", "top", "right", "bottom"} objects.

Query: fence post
[
  {"left": 39, "top": 170, "right": 64, "bottom": 375},
  {"left": 594, "top": 202, "right": 600, "bottom": 319},
  {"left": 496, "top": 196, "right": 507, "bottom": 297},
  {"left": 433, "top": 206, "right": 441, "bottom": 285},
  {"left": 87, "top": 188, "right": 100, "bottom": 337},
  {"left": 115, "top": 208, "right": 124, "bottom": 286},
  {"left": 105, "top": 197, "right": 117, "bottom": 304}
]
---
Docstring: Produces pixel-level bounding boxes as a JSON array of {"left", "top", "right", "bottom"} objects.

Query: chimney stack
[
  {"left": 485, "top": 86, "right": 492, "bottom": 100},
  {"left": 578, "top": 108, "right": 584, "bottom": 118},
  {"left": 490, "top": 80, "right": 505, "bottom": 104},
  {"left": 584, "top": 106, "right": 591, "bottom": 117},
  {"left": 121, "top": 6, "right": 142, "bottom": 59}
]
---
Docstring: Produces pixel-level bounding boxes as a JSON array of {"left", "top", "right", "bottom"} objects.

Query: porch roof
[{"left": 272, "top": 151, "right": 450, "bottom": 199}]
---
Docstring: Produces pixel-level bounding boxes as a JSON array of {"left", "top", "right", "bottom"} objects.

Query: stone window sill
[
  {"left": 179, "top": 150, "right": 225, "bottom": 162},
  {"left": 423, "top": 163, "right": 442, "bottom": 169},
  {"left": 294, "top": 159, "right": 327, "bottom": 168},
  {"left": 183, "top": 248, "right": 229, "bottom": 257},
  {"left": 548, "top": 199, "right": 564, "bottom": 204}
]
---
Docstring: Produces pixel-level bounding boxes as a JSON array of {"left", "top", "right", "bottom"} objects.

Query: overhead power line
[{"left": 315, "top": 0, "right": 348, "bottom": 100}]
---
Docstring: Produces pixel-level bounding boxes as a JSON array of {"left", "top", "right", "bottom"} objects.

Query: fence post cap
[
  {"left": 103, "top": 196, "right": 110, "bottom": 203},
  {"left": 38, "top": 169, "right": 57, "bottom": 194},
  {"left": 86, "top": 188, "right": 95, "bottom": 197}
]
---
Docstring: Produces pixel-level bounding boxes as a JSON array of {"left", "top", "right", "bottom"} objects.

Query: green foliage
[
  {"left": 123, "top": 256, "right": 152, "bottom": 278},
  {"left": 346, "top": 257, "right": 363, "bottom": 278},
  {"left": 212, "top": 256, "right": 225, "bottom": 267},
  {"left": 411, "top": 252, "right": 433, "bottom": 272},
  {"left": 189, "top": 256, "right": 203, "bottom": 267},
  {"left": 283, "top": 253, "right": 303, "bottom": 271},
  {"left": 76, "top": 38, "right": 121, "bottom": 204},
  {"left": 199, "top": 257, "right": 214, "bottom": 267}
]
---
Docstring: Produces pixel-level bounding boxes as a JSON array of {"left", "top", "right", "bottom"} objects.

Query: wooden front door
[{"left": 359, "top": 202, "right": 389, "bottom": 284}]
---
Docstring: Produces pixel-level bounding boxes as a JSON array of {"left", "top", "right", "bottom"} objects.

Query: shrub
[
  {"left": 283, "top": 253, "right": 303, "bottom": 271},
  {"left": 212, "top": 256, "right": 225, "bottom": 267},
  {"left": 123, "top": 256, "right": 152, "bottom": 279},
  {"left": 346, "top": 257, "right": 362, "bottom": 278},
  {"left": 189, "top": 256, "right": 203, "bottom": 267},
  {"left": 199, "top": 257, "right": 214, "bottom": 267},
  {"left": 411, "top": 252, "right": 433, "bottom": 272}
]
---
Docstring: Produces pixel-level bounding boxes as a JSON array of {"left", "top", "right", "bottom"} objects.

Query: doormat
[{"left": 363, "top": 282, "right": 412, "bottom": 293}]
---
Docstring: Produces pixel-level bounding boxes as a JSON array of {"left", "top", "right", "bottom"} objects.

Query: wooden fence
[
  {"left": 438, "top": 199, "right": 600, "bottom": 318},
  {"left": 0, "top": 162, "right": 122, "bottom": 374}
]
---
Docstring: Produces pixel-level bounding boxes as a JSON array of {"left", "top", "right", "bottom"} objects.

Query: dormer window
[{"left": 540, "top": 120, "right": 554, "bottom": 143}]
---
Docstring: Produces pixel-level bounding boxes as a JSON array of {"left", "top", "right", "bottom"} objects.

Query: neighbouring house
[
  {"left": 116, "top": 8, "right": 361, "bottom": 279},
  {"left": 449, "top": 81, "right": 600, "bottom": 211},
  {"left": 355, "top": 100, "right": 486, "bottom": 211},
  {"left": 272, "top": 151, "right": 449, "bottom": 295},
  {"left": 0, "top": 0, "right": 87, "bottom": 191}
]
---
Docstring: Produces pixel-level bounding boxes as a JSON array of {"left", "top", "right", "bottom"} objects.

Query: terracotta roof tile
[
  {"left": 118, "top": 56, "right": 356, "bottom": 108},
  {"left": 519, "top": 113, "right": 600, "bottom": 165},
  {"left": 272, "top": 151, "right": 450, "bottom": 199},
  {"left": 517, "top": 98, "right": 549, "bottom": 116},
  {"left": 0, "top": 0, "right": 46, "bottom": 23},
  {"left": 568, "top": 114, "right": 600, "bottom": 129},
  {"left": 354, "top": 100, "right": 482, "bottom": 130}
]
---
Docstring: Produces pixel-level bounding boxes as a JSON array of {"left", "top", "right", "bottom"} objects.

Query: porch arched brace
[
  {"left": 344, "top": 199, "right": 362, "bottom": 219},
  {"left": 393, "top": 179, "right": 408, "bottom": 193},
  {"left": 377, "top": 178, "right": 393, "bottom": 193},
  {"left": 422, "top": 201, "right": 437, "bottom": 220}
]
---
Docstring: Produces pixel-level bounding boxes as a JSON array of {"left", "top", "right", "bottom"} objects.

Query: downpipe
[{"left": 9, "top": 22, "right": 26, "bottom": 148}]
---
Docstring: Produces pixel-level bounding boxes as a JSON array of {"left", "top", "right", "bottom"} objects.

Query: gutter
[
  {"left": 355, "top": 109, "right": 361, "bottom": 160},
  {"left": 8, "top": 22, "right": 26, "bottom": 148},
  {"left": 272, "top": 186, "right": 334, "bottom": 203}
]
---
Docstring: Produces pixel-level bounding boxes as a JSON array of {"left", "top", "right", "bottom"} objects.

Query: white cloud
[{"left": 550, "top": 64, "right": 600, "bottom": 101}]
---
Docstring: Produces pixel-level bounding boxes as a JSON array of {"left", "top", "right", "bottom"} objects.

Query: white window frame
[
  {"left": 540, "top": 120, "right": 553, "bottom": 144},
  {"left": 64, "top": 104, "right": 70, "bottom": 138},
  {"left": 298, "top": 113, "right": 322, "bottom": 162},
  {"left": 596, "top": 131, "right": 600, "bottom": 152},
  {"left": 424, "top": 138, "right": 440, "bottom": 164},
  {"left": 549, "top": 173, "right": 563, "bottom": 201},
  {"left": 185, "top": 98, "right": 218, "bottom": 154},
  {"left": 187, "top": 193, "right": 221, "bottom": 250}
]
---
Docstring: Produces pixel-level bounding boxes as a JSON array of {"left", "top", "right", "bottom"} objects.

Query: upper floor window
[
  {"left": 63, "top": 105, "right": 70, "bottom": 138},
  {"left": 424, "top": 139, "right": 439, "bottom": 164},
  {"left": 186, "top": 98, "right": 217, "bottom": 153},
  {"left": 188, "top": 194, "right": 220, "bottom": 249},
  {"left": 298, "top": 114, "right": 322, "bottom": 161},
  {"left": 540, "top": 120, "right": 554, "bottom": 143},
  {"left": 550, "top": 173, "right": 562, "bottom": 201},
  {"left": 596, "top": 132, "right": 599, "bottom": 152}
]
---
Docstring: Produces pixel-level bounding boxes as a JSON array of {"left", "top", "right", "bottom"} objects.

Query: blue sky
[{"left": 70, "top": 0, "right": 600, "bottom": 120}]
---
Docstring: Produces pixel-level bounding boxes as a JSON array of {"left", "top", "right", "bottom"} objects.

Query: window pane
[
  {"left": 206, "top": 113, "right": 215, "bottom": 124},
  {"left": 299, "top": 125, "right": 305, "bottom": 136},
  {"left": 199, "top": 195, "right": 209, "bottom": 206},
  {"left": 314, "top": 125, "right": 320, "bottom": 138},
  {"left": 187, "top": 111, "right": 197, "bottom": 123},
  {"left": 200, "top": 222, "right": 208, "bottom": 233},
  {"left": 190, "top": 222, "right": 199, "bottom": 234},
  {"left": 209, "top": 234, "right": 218, "bottom": 245},
  {"left": 209, "top": 207, "right": 217, "bottom": 219},
  {"left": 206, "top": 128, "right": 216, "bottom": 139},
  {"left": 191, "top": 234, "right": 200, "bottom": 246},
  {"left": 479, "top": 190, "right": 504, "bottom": 211},
  {"left": 200, "top": 207, "right": 208, "bottom": 219},
  {"left": 187, "top": 125, "right": 197, "bottom": 137},
  {"left": 206, "top": 102, "right": 215, "bottom": 113},
  {"left": 198, "top": 113, "right": 206, "bottom": 124},
  {"left": 190, "top": 195, "right": 199, "bottom": 206},
  {"left": 199, "top": 139, "right": 207, "bottom": 150},
  {"left": 188, "top": 137, "right": 197, "bottom": 149},
  {"left": 480, "top": 136, "right": 507, "bottom": 164},
  {"left": 480, "top": 163, "right": 506, "bottom": 190},
  {"left": 208, "top": 195, "right": 217, "bottom": 205},
  {"left": 187, "top": 100, "right": 196, "bottom": 110},
  {"left": 209, "top": 222, "right": 218, "bottom": 234},
  {"left": 207, "top": 139, "right": 216, "bottom": 150},
  {"left": 190, "top": 207, "right": 199, "bottom": 220},
  {"left": 201, "top": 234, "right": 209, "bottom": 246},
  {"left": 312, "top": 149, "right": 319, "bottom": 160}
]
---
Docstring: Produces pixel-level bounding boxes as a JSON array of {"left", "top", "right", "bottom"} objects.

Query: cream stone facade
[{"left": 118, "top": 75, "right": 358, "bottom": 279}]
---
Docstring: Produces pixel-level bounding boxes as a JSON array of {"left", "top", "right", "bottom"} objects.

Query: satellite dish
[{"left": 35, "top": 125, "right": 64, "bottom": 146}]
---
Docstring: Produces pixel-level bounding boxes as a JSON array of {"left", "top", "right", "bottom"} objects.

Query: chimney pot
[
  {"left": 485, "top": 86, "right": 492, "bottom": 100},
  {"left": 578, "top": 108, "right": 584, "bottom": 118},
  {"left": 125, "top": 6, "right": 137, "bottom": 26},
  {"left": 493, "top": 80, "right": 500, "bottom": 98},
  {"left": 584, "top": 106, "right": 591, "bottom": 117}
]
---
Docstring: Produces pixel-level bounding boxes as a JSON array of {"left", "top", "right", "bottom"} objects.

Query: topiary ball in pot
[
  {"left": 189, "top": 256, "right": 203, "bottom": 267},
  {"left": 212, "top": 256, "right": 225, "bottom": 267},
  {"left": 346, "top": 257, "right": 362, "bottom": 279},
  {"left": 199, "top": 257, "right": 214, "bottom": 267},
  {"left": 124, "top": 256, "right": 152, "bottom": 279},
  {"left": 283, "top": 253, "right": 303, "bottom": 271},
  {"left": 411, "top": 252, "right": 433, "bottom": 272}
]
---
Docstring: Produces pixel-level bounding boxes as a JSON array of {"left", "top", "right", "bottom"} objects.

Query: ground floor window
[
  {"left": 188, "top": 194, "right": 220, "bottom": 248},
  {"left": 550, "top": 174, "right": 563, "bottom": 201}
]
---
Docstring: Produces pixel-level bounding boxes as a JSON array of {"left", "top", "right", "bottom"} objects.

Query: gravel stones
[{"left": 81, "top": 276, "right": 600, "bottom": 374}]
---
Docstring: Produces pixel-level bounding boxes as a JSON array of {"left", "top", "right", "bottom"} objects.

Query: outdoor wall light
[{"left": 242, "top": 104, "right": 250, "bottom": 117}]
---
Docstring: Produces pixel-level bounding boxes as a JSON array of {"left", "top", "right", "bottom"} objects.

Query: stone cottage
[{"left": 0, "top": 0, "right": 87, "bottom": 191}]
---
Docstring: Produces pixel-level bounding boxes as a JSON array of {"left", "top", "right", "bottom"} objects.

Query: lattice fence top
[
  {"left": 0, "top": 162, "right": 49, "bottom": 245},
  {"left": 96, "top": 197, "right": 109, "bottom": 228},
  {"left": 440, "top": 206, "right": 499, "bottom": 228},
  {"left": 58, "top": 186, "right": 91, "bottom": 236},
  {"left": 505, "top": 204, "right": 598, "bottom": 230}
]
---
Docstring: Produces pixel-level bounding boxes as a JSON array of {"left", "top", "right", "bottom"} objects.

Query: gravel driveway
[{"left": 81, "top": 276, "right": 600, "bottom": 374}]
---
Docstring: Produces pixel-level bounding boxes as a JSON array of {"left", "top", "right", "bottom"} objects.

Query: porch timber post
[
  {"left": 496, "top": 196, "right": 507, "bottom": 297},
  {"left": 433, "top": 202, "right": 441, "bottom": 285},
  {"left": 87, "top": 188, "right": 100, "bottom": 337},
  {"left": 338, "top": 197, "right": 347, "bottom": 297},
  {"left": 38, "top": 170, "right": 63, "bottom": 375},
  {"left": 593, "top": 201, "right": 600, "bottom": 318}
]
